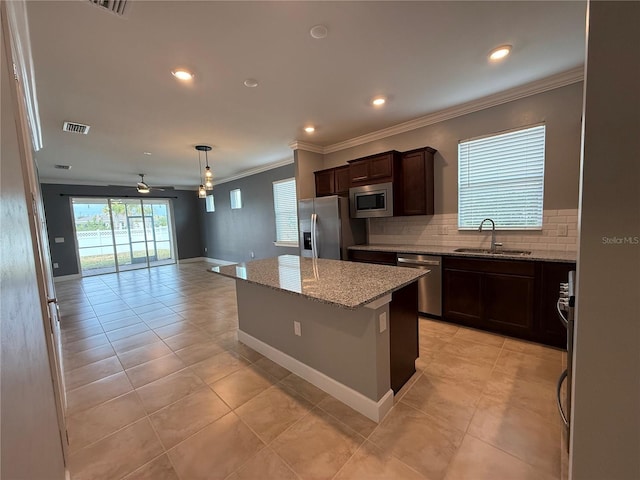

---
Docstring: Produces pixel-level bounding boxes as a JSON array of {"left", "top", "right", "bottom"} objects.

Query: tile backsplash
[{"left": 368, "top": 209, "right": 578, "bottom": 252}]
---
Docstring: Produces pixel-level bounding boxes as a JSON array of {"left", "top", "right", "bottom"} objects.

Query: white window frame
[
  {"left": 272, "top": 177, "right": 299, "bottom": 247},
  {"left": 230, "top": 189, "right": 242, "bottom": 209},
  {"left": 458, "top": 123, "right": 546, "bottom": 230},
  {"left": 205, "top": 195, "right": 215, "bottom": 212}
]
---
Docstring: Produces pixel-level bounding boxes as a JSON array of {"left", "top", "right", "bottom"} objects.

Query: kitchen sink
[{"left": 454, "top": 248, "right": 531, "bottom": 256}]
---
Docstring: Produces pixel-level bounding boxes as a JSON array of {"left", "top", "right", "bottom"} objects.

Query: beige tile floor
[{"left": 56, "top": 262, "right": 566, "bottom": 480}]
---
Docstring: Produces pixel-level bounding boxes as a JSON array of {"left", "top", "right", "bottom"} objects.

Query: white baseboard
[
  {"left": 178, "top": 256, "right": 236, "bottom": 266},
  {"left": 238, "top": 330, "right": 394, "bottom": 423},
  {"left": 203, "top": 257, "right": 236, "bottom": 266},
  {"left": 53, "top": 274, "right": 81, "bottom": 283}
]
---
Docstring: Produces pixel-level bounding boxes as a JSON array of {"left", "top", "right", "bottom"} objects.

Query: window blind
[
  {"left": 273, "top": 178, "right": 299, "bottom": 245},
  {"left": 458, "top": 124, "right": 545, "bottom": 230}
]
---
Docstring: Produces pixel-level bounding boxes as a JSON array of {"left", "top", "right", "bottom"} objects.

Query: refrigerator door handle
[{"left": 311, "top": 213, "right": 318, "bottom": 258}]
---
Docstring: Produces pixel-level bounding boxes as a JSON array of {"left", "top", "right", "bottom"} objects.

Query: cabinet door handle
[{"left": 351, "top": 176, "right": 367, "bottom": 181}]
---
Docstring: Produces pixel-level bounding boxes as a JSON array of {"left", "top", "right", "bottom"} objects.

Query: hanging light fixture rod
[{"left": 196, "top": 145, "right": 214, "bottom": 189}]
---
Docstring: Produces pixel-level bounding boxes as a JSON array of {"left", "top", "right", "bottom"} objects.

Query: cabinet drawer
[
  {"left": 348, "top": 249, "right": 397, "bottom": 266},
  {"left": 444, "top": 257, "right": 535, "bottom": 277}
]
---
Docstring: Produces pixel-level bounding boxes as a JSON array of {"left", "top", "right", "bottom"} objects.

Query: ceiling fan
[
  {"left": 110, "top": 174, "right": 172, "bottom": 193},
  {"left": 135, "top": 174, "right": 157, "bottom": 193}
]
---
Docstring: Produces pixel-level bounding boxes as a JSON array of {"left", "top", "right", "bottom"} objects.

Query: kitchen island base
[
  {"left": 235, "top": 281, "right": 395, "bottom": 422},
  {"left": 211, "top": 255, "right": 424, "bottom": 423},
  {"left": 234, "top": 280, "right": 420, "bottom": 422}
]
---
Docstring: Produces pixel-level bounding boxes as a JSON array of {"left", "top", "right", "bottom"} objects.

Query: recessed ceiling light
[
  {"left": 143, "top": 152, "right": 152, "bottom": 156},
  {"left": 372, "top": 97, "right": 386, "bottom": 106},
  {"left": 304, "top": 126, "right": 315, "bottom": 133},
  {"left": 171, "top": 69, "right": 194, "bottom": 81},
  {"left": 310, "top": 25, "right": 328, "bottom": 39},
  {"left": 489, "top": 45, "right": 512, "bottom": 61},
  {"left": 244, "top": 78, "right": 259, "bottom": 88}
]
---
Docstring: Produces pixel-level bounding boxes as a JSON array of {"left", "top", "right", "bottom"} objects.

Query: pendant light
[
  {"left": 196, "top": 147, "right": 207, "bottom": 199},
  {"left": 196, "top": 145, "right": 214, "bottom": 191}
]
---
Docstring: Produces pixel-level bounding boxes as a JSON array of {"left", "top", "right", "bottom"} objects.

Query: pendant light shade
[
  {"left": 196, "top": 145, "right": 214, "bottom": 190},
  {"left": 195, "top": 144, "right": 214, "bottom": 197}
]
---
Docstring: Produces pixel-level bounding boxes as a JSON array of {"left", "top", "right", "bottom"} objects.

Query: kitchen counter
[
  {"left": 211, "top": 254, "right": 427, "bottom": 309},
  {"left": 349, "top": 244, "right": 577, "bottom": 263}
]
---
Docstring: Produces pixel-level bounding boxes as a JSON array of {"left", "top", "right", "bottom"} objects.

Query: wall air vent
[
  {"left": 54, "top": 165, "right": 72, "bottom": 170},
  {"left": 88, "top": 0, "right": 128, "bottom": 17},
  {"left": 62, "top": 121, "right": 90, "bottom": 134}
]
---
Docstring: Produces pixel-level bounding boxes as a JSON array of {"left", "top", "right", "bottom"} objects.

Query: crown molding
[
  {"left": 322, "top": 66, "right": 585, "bottom": 154},
  {"left": 214, "top": 157, "right": 294, "bottom": 185},
  {"left": 287, "top": 140, "right": 324, "bottom": 154}
]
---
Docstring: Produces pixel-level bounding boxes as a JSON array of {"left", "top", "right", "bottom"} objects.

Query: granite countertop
[
  {"left": 209, "top": 254, "right": 427, "bottom": 309},
  {"left": 348, "top": 244, "right": 577, "bottom": 263}
]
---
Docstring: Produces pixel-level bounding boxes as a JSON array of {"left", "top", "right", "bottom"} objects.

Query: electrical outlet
[
  {"left": 558, "top": 224, "right": 568, "bottom": 237},
  {"left": 204, "top": 247, "right": 207, "bottom": 253},
  {"left": 294, "top": 321, "right": 301, "bottom": 336},
  {"left": 250, "top": 251, "right": 255, "bottom": 258},
  {"left": 53, "top": 263, "right": 59, "bottom": 269},
  {"left": 54, "top": 237, "right": 64, "bottom": 243},
  {"left": 379, "top": 312, "right": 387, "bottom": 333}
]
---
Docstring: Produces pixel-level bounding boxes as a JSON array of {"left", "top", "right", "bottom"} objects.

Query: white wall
[
  {"left": 570, "top": 2, "right": 640, "bottom": 479},
  {"left": 0, "top": 14, "right": 66, "bottom": 480}
]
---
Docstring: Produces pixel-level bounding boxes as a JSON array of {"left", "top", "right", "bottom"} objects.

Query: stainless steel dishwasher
[{"left": 397, "top": 254, "right": 442, "bottom": 317}]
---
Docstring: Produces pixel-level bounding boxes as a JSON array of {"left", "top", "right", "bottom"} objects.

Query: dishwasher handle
[{"left": 397, "top": 257, "right": 440, "bottom": 267}]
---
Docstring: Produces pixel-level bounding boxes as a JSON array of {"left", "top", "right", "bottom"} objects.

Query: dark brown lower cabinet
[
  {"left": 483, "top": 273, "right": 534, "bottom": 336},
  {"left": 443, "top": 256, "right": 574, "bottom": 347},
  {"left": 389, "top": 282, "right": 418, "bottom": 393},
  {"left": 443, "top": 268, "right": 482, "bottom": 324},
  {"left": 351, "top": 249, "right": 574, "bottom": 348}
]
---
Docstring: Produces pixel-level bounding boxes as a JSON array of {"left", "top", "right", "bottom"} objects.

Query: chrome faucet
[{"left": 478, "top": 218, "right": 502, "bottom": 253}]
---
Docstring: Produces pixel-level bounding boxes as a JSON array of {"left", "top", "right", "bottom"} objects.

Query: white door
[{"left": 2, "top": 5, "right": 69, "bottom": 462}]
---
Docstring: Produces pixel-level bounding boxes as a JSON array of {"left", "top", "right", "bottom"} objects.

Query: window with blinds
[
  {"left": 273, "top": 178, "right": 299, "bottom": 246},
  {"left": 458, "top": 124, "right": 545, "bottom": 230}
]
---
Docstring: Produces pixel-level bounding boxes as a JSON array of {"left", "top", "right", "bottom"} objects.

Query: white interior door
[{"left": 2, "top": 6, "right": 69, "bottom": 462}]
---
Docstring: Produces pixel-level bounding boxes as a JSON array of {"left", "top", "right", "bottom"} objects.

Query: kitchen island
[{"left": 210, "top": 255, "right": 426, "bottom": 422}]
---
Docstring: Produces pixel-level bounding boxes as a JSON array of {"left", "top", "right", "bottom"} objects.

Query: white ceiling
[{"left": 27, "top": 1, "right": 586, "bottom": 189}]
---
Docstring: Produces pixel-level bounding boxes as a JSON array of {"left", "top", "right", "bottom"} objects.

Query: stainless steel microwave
[{"left": 349, "top": 182, "right": 393, "bottom": 218}]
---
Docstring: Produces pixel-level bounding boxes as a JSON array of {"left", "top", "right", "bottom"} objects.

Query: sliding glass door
[{"left": 71, "top": 197, "right": 176, "bottom": 276}]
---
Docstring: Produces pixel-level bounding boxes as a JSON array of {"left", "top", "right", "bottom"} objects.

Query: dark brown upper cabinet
[
  {"left": 314, "top": 147, "right": 436, "bottom": 217},
  {"left": 348, "top": 151, "right": 400, "bottom": 186},
  {"left": 314, "top": 165, "right": 351, "bottom": 197},
  {"left": 396, "top": 147, "right": 436, "bottom": 216},
  {"left": 314, "top": 168, "right": 335, "bottom": 197}
]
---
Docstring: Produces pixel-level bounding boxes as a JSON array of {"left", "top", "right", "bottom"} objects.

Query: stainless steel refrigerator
[{"left": 299, "top": 196, "right": 366, "bottom": 260}]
